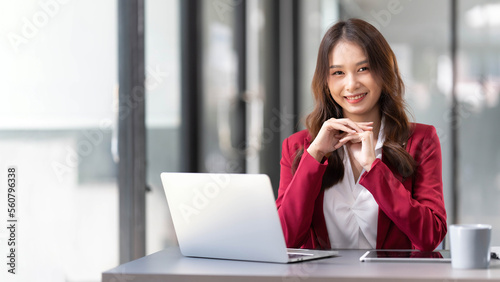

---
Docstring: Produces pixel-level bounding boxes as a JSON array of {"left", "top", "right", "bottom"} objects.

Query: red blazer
[{"left": 276, "top": 123, "right": 447, "bottom": 251}]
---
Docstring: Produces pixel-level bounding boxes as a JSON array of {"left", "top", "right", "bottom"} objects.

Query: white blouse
[{"left": 323, "top": 122, "right": 385, "bottom": 249}]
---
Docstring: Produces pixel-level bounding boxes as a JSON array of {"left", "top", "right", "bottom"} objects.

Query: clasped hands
[{"left": 307, "top": 118, "right": 377, "bottom": 172}]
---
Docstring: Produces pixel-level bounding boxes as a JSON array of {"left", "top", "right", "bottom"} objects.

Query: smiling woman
[{"left": 276, "top": 18, "right": 447, "bottom": 252}]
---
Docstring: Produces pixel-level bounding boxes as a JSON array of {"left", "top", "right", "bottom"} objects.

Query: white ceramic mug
[{"left": 449, "top": 224, "right": 492, "bottom": 269}]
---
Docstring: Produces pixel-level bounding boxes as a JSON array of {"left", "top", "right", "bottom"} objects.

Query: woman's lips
[{"left": 345, "top": 93, "right": 367, "bottom": 104}]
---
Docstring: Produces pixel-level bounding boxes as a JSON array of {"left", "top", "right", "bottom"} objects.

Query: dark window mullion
[
  {"left": 118, "top": 0, "right": 146, "bottom": 264},
  {"left": 180, "top": 0, "right": 201, "bottom": 173}
]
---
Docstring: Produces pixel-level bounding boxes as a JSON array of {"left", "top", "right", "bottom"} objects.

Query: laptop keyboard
[{"left": 287, "top": 252, "right": 314, "bottom": 259}]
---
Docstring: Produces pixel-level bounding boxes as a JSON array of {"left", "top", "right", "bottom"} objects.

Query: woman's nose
[{"left": 346, "top": 73, "right": 360, "bottom": 92}]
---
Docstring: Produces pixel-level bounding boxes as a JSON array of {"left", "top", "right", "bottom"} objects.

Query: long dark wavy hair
[{"left": 292, "top": 18, "right": 416, "bottom": 188}]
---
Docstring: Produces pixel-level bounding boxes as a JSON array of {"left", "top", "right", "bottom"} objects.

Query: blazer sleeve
[
  {"left": 276, "top": 136, "right": 327, "bottom": 248},
  {"left": 359, "top": 125, "right": 447, "bottom": 251}
]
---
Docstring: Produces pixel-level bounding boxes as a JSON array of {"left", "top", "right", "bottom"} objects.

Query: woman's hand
[
  {"left": 307, "top": 118, "right": 373, "bottom": 163},
  {"left": 337, "top": 130, "right": 377, "bottom": 171}
]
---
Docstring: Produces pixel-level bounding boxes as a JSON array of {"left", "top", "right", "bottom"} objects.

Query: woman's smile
[{"left": 345, "top": 92, "right": 368, "bottom": 104}]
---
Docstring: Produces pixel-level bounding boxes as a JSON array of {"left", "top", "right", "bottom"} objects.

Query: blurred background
[{"left": 0, "top": 0, "right": 499, "bottom": 281}]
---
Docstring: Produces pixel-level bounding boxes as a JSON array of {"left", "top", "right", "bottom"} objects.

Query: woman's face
[{"left": 327, "top": 40, "right": 382, "bottom": 121}]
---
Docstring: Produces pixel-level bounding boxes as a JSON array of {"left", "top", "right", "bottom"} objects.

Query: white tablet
[{"left": 360, "top": 250, "right": 451, "bottom": 262}]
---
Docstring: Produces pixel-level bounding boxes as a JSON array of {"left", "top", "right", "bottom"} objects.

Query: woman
[{"left": 276, "top": 18, "right": 447, "bottom": 251}]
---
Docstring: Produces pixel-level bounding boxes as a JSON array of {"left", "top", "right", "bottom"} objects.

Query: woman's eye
[
  {"left": 358, "top": 67, "right": 369, "bottom": 72},
  {"left": 331, "top": 70, "right": 344, "bottom": 76}
]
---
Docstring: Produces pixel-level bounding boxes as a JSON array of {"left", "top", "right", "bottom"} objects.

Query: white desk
[{"left": 102, "top": 247, "right": 500, "bottom": 282}]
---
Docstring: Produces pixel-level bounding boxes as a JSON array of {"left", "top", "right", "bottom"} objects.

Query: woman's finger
[
  {"left": 341, "top": 119, "right": 364, "bottom": 133},
  {"left": 355, "top": 122, "right": 374, "bottom": 131},
  {"left": 325, "top": 121, "right": 357, "bottom": 134},
  {"left": 357, "top": 125, "right": 373, "bottom": 131},
  {"left": 334, "top": 132, "right": 348, "bottom": 139},
  {"left": 332, "top": 138, "right": 347, "bottom": 150},
  {"left": 356, "top": 121, "right": 374, "bottom": 126},
  {"left": 327, "top": 118, "right": 363, "bottom": 133},
  {"left": 339, "top": 134, "right": 362, "bottom": 144}
]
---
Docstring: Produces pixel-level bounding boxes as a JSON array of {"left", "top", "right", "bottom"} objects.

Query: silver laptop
[{"left": 160, "top": 172, "right": 338, "bottom": 263}]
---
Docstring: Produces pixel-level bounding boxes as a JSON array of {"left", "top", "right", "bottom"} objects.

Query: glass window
[
  {"left": 298, "top": 0, "right": 340, "bottom": 127},
  {"left": 200, "top": 0, "right": 242, "bottom": 173},
  {"left": 0, "top": 1, "right": 118, "bottom": 281},
  {"left": 457, "top": 0, "right": 500, "bottom": 245},
  {"left": 144, "top": 0, "right": 181, "bottom": 254}
]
